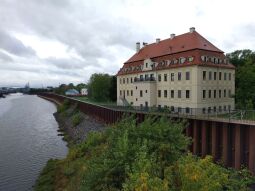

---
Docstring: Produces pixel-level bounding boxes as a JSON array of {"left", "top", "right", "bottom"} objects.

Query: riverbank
[{"left": 34, "top": 100, "right": 106, "bottom": 191}]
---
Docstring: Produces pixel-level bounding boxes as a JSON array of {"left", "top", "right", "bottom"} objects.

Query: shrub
[
  {"left": 57, "top": 99, "right": 70, "bottom": 113},
  {"left": 72, "top": 112, "right": 82, "bottom": 127}
]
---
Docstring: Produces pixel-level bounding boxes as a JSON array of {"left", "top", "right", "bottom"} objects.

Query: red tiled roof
[{"left": 125, "top": 31, "right": 223, "bottom": 64}]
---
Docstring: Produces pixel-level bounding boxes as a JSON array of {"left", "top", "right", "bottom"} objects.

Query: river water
[{"left": 0, "top": 94, "right": 68, "bottom": 191}]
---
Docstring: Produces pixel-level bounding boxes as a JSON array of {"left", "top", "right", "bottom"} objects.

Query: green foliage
[
  {"left": 34, "top": 159, "right": 58, "bottom": 191},
  {"left": 165, "top": 154, "right": 255, "bottom": 191},
  {"left": 35, "top": 116, "right": 255, "bottom": 191},
  {"left": 87, "top": 73, "right": 116, "bottom": 102},
  {"left": 71, "top": 112, "right": 82, "bottom": 127},
  {"left": 57, "top": 99, "right": 70, "bottom": 113},
  {"left": 227, "top": 49, "right": 255, "bottom": 109}
]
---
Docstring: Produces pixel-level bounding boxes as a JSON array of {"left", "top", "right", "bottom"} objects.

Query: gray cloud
[
  {"left": 0, "top": 51, "right": 13, "bottom": 62},
  {"left": 0, "top": 29, "right": 36, "bottom": 57}
]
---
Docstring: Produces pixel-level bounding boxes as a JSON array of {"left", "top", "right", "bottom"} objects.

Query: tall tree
[
  {"left": 87, "top": 73, "right": 112, "bottom": 102},
  {"left": 227, "top": 49, "right": 255, "bottom": 109}
]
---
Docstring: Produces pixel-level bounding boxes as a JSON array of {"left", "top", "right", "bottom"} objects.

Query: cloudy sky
[{"left": 0, "top": 0, "right": 255, "bottom": 87}]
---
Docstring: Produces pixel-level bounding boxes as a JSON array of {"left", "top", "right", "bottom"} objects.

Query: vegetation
[
  {"left": 57, "top": 99, "right": 70, "bottom": 113},
  {"left": 87, "top": 73, "right": 117, "bottom": 102},
  {"left": 72, "top": 111, "right": 82, "bottom": 127},
  {"left": 34, "top": 115, "right": 254, "bottom": 191},
  {"left": 227, "top": 49, "right": 255, "bottom": 109}
]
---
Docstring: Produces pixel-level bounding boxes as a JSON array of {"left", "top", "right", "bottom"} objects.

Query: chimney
[
  {"left": 136, "top": 42, "right": 140, "bottom": 52},
  {"left": 156, "top": 38, "right": 160, "bottom": 43},
  {"left": 189, "top": 27, "right": 195, "bottom": 33},
  {"left": 170, "top": 33, "right": 175, "bottom": 39}
]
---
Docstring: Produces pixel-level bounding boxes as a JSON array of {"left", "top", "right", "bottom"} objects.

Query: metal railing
[
  {"left": 134, "top": 77, "right": 156, "bottom": 82},
  {"left": 97, "top": 105, "right": 255, "bottom": 124}
]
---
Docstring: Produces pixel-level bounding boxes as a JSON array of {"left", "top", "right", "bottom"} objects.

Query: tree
[
  {"left": 109, "top": 76, "right": 117, "bottom": 102},
  {"left": 87, "top": 73, "right": 112, "bottom": 102},
  {"left": 227, "top": 50, "right": 255, "bottom": 109}
]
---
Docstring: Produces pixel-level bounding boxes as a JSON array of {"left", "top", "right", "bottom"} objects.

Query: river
[{"left": 0, "top": 94, "right": 68, "bottom": 191}]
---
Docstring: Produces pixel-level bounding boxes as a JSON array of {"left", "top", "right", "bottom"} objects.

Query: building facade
[{"left": 116, "top": 28, "right": 235, "bottom": 114}]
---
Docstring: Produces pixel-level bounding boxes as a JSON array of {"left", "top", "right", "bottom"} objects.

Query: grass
[
  {"left": 75, "top": 96, "right": 116, "bottom": 107},
  {"left": 72, "top": 112, "right": 82, "bottom": 127}
]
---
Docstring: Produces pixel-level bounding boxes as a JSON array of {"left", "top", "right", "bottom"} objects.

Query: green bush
[
  {"left": 71, "top": 112, "right": 82, "bottom": 127},
  {"left": 35, "top": 116, "right": 255, "bottom": 191},
  {"left": 57, "top": 99, "right": 70, "bottom": 113}
]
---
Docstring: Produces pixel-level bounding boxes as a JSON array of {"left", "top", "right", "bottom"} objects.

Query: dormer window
[
  {"left": 188, "top": 56, "right": 194, "bottom": 62},
  {"left": 201, "top": 55, "right": 206, "bottom": 62},
  {"left": 179, "top": 57, "right": 186, "bottom": 64},
  {"left": 145, "top": 63, "right": 148, "bottom": 68},
  {"left": 174, "top": 59, "right": 178, "bottom": 64}
]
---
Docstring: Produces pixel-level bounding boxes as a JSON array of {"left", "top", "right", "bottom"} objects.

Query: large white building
[{"left": 116, "top": 28, "right": 235, "bottom": 114}]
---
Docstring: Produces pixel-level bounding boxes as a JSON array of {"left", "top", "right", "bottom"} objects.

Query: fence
[{"left": 38, "top": 93, "right": 255, "bottom": 174}]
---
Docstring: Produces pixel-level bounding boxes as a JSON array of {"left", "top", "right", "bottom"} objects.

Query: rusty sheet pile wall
[{"left": 39, "top": 93, "right": 255, "bottom": 174}]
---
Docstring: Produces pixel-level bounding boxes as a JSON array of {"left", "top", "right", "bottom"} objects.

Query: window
[
  {"left": 186, "top": 90, "right": 190, "bottom": 98},
  {"left": 208, "top": 107, "right": 211, "bottom": 113},
  {"left": 136, "top": 98, "right": 138, "bottom": 101},
  {"left": 203, "top": 71, "right": 206, "bottom": 80},
  {"left": 224, "top": 105, "right": 226, "bottom": 111},
  {"left": 127, "top": 90, "right": 129, "bottom": 96},
  {"left": 171, "top": 73, "right": 174, "bottom": 81},
  {"left": 145, "top": 74, "right": 148, "bottom": 80},
  {"left": 136, "top": 86, "right": 137, "bottom": 90},
  {"left": 158, "top": 74, "right": 161, "bottom": 82},
  {"left": 219, "top": 90, "right": 222, "bottom": 98},
  {"left": 171, "top": 106, "right": 175, "bottom": 112},
  {"left": 228, "top": 89, "right": 231, "bottom": 98},
  {"left": 140, "top": 90, "right": 143, "bottom": 97},
  {"left": 214, "top": 90, "right": 216, "bottom": 98},
  {"left": 140, "top": 75, "right": 143, "bottom": 81},
  {"left": 120, "top": 78, "right": 122, "bottom": 84},
  {"left": 203, "top": 90, "right": 206, "bottom": 99},
  {"left": 224, "top": 89, "right": 226, "bottom": 97},
  {"left": 123, "top": 78, "right": 125, "bottom": 84},
  {"left": 186, "top": 72, "right": 190, "bottom": 80},
  {"left": 219, "top": 72, "right": 222, "bottom": 80},
  {"left": 127, "top": 78, "right": 129, "bottom": 84},
  {"left": 178, "top": 90, "right": 181, "bottom": 98},
  {"left": 202, "top": 108, "right": 206, "bottom": 114},
  {"left": 229, "top": 73, "right": 231, "bottom": 80},
  {"left": 131, "top": 78, "right": 133, "bottom": 83},
  {"left": 171, "top": 90, "right": 174, "bottom": 98},
  {"left": 164, "top": 90, "right": 167, "bottom": 98},
  {"left": 219, "top": 106, "right": 222, "bottom": 112},
  {"left": 186, "top": 107, "right": 190, "bottom": 113},
  {"left": 214, "top": 72, "right": 217, "bottom": 80},
  {"left": 180, "top": 57, "right": 186, "bottom": 64},
  {"left": 145, "top": 90, "right": 147, "bottom": 93},
  {"left": 213, "top": 106, "right": 217, "bottom": 112},
  {"left": 164, "top": 74, "right": 167, "bottom": 81},
  {"left": 146, "top": 63, "right": 148, "bottom": 68},
  {"left": 209, "top": 71, "right": 212, "bottom": 80},
  {"left": 158, "top": 90, "right": 161, "bottom": 98},
  {"left": 224, "top": 73, "right": 227, "bottom": 80},
  {"left": 120, "top": 90, "right": 122, "bottom": 96},
  {"left": 178, "top": 72, "right": 182, "bottom": 81},
  {"left": 131, "top": 90, "right": 133, "bottom": 96},
  {"left": 208, "top": 90, "right": 211, "bottom": 98}
]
